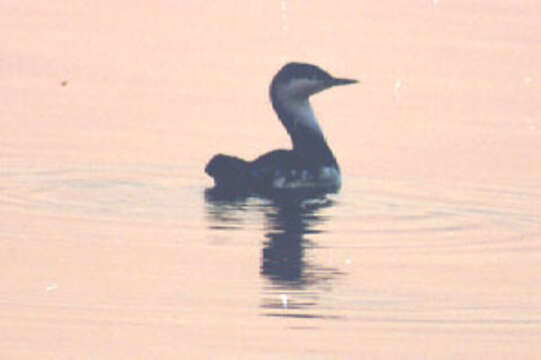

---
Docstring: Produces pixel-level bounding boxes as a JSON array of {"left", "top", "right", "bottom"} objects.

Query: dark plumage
[{"left": 205, "top": 62, "right": 356, "bottom": 195}]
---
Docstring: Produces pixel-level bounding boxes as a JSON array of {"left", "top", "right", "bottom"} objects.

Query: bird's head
[{"left": 270, "top": 62, "right": 357, "bottom": 100}]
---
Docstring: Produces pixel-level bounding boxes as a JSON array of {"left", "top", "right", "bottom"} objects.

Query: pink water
[{"left": 2, "top": 1, "right": 541, "bottom": 358}]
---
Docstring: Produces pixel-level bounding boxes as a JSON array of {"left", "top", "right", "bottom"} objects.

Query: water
[
  {"left": 3, "top": 161, "right": 540, "bottom": 358},
  {"left": 2, "top": 1, "right": 541, "bottom": 358}
]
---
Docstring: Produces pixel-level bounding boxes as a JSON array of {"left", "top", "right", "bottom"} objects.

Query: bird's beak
[{"left": 330, "top": 77, "right": 358, "bottom": 86}]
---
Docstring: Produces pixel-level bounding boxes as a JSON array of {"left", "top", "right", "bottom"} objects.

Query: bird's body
[{"left": 205, "top": 62, "right": 356, "bottom": 195}]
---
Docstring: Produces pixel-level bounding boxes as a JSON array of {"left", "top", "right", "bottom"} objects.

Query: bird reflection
[
  {"left": 205, "top": 190, "right": 344, "bottom": 317},
  {"left": 261, "top": 196, "right": 335, "bottom": 287}
]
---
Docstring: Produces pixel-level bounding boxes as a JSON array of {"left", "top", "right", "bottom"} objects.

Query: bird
[{"left": 205, "top": 62, "right": 357, "bottom": 196}]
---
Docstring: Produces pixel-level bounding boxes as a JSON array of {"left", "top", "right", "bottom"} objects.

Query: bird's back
[
  {"left": 205, "top": 154, "right": 251, "bottom": 190},
  {"left": 205, "top": 150, "right": 340, "bottom": 194}
]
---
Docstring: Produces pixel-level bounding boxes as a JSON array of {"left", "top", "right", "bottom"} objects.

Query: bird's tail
[{"left": 205, "top": 154, "right": 251, "bottom": 189}]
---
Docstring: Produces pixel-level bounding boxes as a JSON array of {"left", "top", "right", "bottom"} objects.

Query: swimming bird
[{"left": 205, "top": 62, "right": 357, "bottom": 195}]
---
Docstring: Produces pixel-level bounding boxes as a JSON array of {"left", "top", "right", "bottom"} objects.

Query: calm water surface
[
  {"left": 2, "top": 156, "right": 540, "bottom": 358},
  {"left": 2, "top": 1, "right": 541, "bottom": 358}
]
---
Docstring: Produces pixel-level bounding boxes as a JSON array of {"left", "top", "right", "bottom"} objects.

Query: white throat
[
  {"left": 279, "top": 97, "right": 323, "bottom": 136},
  {"left": 270, "top": 78, "right": 339, "bottom": 167},
  {"left": 273, "top": 79, "right": 328, "bottom": 136}
]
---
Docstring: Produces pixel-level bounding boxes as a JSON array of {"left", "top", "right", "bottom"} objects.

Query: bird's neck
[{"left": 271, "top": 95, "right": 338, "bottom": 168}]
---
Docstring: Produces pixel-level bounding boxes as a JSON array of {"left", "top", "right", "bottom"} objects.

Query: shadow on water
[
  {"left": 260, "top": 196, "right": 341, "bottom": 287},
  {"left": 204, "top": 188, "right": 345, "bottom": 319}
]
